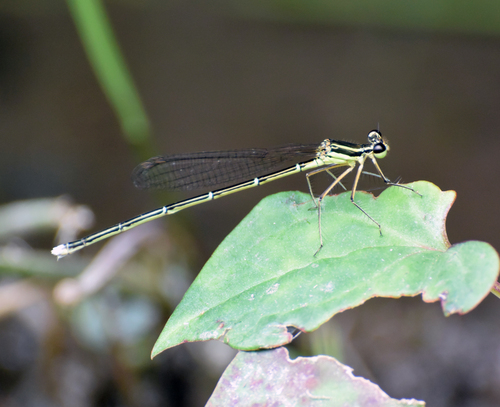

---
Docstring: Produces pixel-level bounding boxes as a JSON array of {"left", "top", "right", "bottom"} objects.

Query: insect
[{"left": 52, "top": 130, "right": 416, "bottom": 259}]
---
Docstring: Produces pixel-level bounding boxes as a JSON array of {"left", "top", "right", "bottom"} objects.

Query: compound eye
[
  {"left": 367, "top": 130, "right": 382, "bottom": 143},
  {"left": 373, "top": 143, "right": 386, "bottom": 154}
]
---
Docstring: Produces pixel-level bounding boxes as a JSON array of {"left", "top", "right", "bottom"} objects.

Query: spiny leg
[
  {"left": 305, "top": 163, "right": 349, "bottom": 209},
  {"left": 349, "top": 157, "right": 383, "bottom": 235},
  {"left": 306, "top": 164, "right": 355, "bottom": 256},
  {"left": 325, "top": 170, "right": 347, "bottom": 191},
  {"left": 370, "top": 157, "right": 422, "bottom": 196}
]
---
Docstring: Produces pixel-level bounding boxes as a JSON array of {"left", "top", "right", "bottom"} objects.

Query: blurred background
[{"left": 1, "top": 0, "right": 500, "bottom": 406}]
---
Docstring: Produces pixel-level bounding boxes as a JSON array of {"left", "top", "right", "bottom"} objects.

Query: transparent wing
[{"left": 132, "top": 144, "right": 320, "bottom": 191}]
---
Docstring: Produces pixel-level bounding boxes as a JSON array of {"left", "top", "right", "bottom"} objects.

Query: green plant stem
[{"left": 65, "top": 0, "right": 152, "bottom": 150}]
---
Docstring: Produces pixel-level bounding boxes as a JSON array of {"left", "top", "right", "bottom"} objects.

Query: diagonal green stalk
[{"left": 65, "top": 0, "right": 151, "bottom": 147}]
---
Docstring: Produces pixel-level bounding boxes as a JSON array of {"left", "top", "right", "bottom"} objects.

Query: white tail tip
[{"left": 51, "top": 244, "right": 69, "bottom": 260}]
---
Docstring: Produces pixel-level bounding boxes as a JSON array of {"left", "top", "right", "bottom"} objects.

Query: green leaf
[
  {"left": 206, "top": 347, "right": 425, "bottom": 407},
  {"left": 152, "top": 181, "right": 499, "bottom": 356}
]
